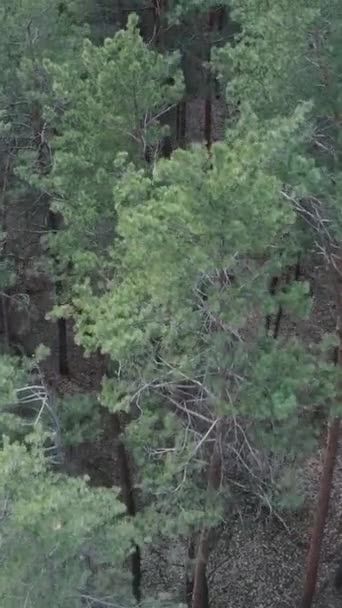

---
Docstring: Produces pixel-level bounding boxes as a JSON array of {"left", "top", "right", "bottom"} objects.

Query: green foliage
[
  {"left": 44, "top": 14, "right": 183, "bottom": 280},
  {"left": 67, "top": 99, "right": 336, "bottom": 524},
  {"left": 0, "top": 0, "right": 86, "bottom": 142},
  {"left": 0, "top": 354, "right": 24, "bottom": 406},
  {"left": 214, "top": 0, "right": 321, "bottom": 116},
  {"left": 1, "top": 0, "right": 342, "bottom": 604},
  {"left": 0, "top": 433, "right": 136, "bottom": 608},
  {"left": 71, "top": 105, "right": 310, "bottom": 359},
  {"left": 58, "top": 393, "right": 102, "bottom": 446},
  {"left": 0, "top": 0, "right": 87, "bottom": 356},
  {"left": 215, "top": 0, "right": 342, "bottom": 242}
]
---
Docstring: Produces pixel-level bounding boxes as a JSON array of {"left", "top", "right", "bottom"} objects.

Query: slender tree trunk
[
  {"left": 46, "top": 210, "right": 69, "bottom": 376},
  {"left": 265, "top": 254, "right": 302, "bottom": 339},
  {"left": 31, "top": 101, "right": 69, "bottom": 375},
  {"left": 57, "top": 315, "right": 68, "bottom": 375},
  {"left": 176, "top": 101, "right": 187, "bottom": 148},
  {"left": 117, "top": 0, "right": 124, "bottom": 27},
  {"left": 185, "top": 536, "right": 195, "bottom": 607},
  {"left": 0, "top": 156, "right": 11, "bottom": 348},
  {"left": 192, "top": 421, "right": 223, "bottom": 608},
  {"left": 217, "top": 5, "right": 225, "bottom": 32},
  {"left": 302, "top": 266, "right": 342, "bottom": 608},
  {"left": 302, "top": 418, "right": 340, "bottom": 608},
  {"left": 152, "top": 0, "right": 166, "bottom": 49},
  {"left": 110, "top": 413, "right": 141, "bottom": 603},
  {"left": 204, "top": 9, "right": 216, "bottom": 150}
]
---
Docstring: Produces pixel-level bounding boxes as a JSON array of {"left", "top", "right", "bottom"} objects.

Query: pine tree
[
  {"left": 214, "top": 1, "right": 342, "bottom": 604},
  {"left": 0, "top": 432, "right": 139, "bottom": 608},
  {"left": 44, "top": 13, "right": 183, "bottom": 285},
  {"left": 68, "top": 105, "right": 337, "bottom": 605},
  {"left": 0, "top": 0, "right": 87, "bottom": 363}
]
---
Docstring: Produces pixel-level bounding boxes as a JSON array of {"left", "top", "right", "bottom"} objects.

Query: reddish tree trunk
[
  {"left": 192, "top": 423, "right": 222, "bottom": 608},
  {"left": 302, "top": 418, "right": 340, "bottom": 608},
  {"left": 110, "top": 413, "right": 141, "bottom": 603},
  {"left": 302, "top": 272, "right": 342, "bottom": 608}
]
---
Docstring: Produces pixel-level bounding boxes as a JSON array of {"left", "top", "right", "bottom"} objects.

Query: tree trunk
[
  {"left": 217, "top": 6, "right": 225, "bottom": 32},
  {"left": 176, "top": 101, "right": 187, "bottom": 148},
  {"left": 185, "top": 536, "right": 195, "bottom": 607},
  {"left": 192, "top": 422, "right": 222, "bottom": 608},
  {"left": 0, "top": 157, "right": 11, "bottom": 349},
  {"left": 204, "top": 9, "right": 216, "bottom": 150},
  {"left": 265, "top": 254, "right": 302, "bottom": 339},
  {"left": 31, "top": 101, "right": 69, "bottom": 376},
  {"left": 57, "top": 316, "right": 68, "bottom": 376},
  {"left": 302, "top": 266, "right": 342, "bottom": 608},
  {"left": 152, "top": 0, "right": 167, "bottom": 49},
  {"left": 110, "top": 413, "right": 141, "bottom": 603},
  {"left": 47, "top": 209, "right": 69, "bottom": 376},
  {"left": 302, "top": 418, "right": 340, "bottom": 608}
]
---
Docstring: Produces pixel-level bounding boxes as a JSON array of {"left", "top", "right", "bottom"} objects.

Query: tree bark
[
  {"left": 176, "top": 101, "right": 187, "bottom": 148},
  {"left": 152, "top": 0, "right": 167, "bottom": 49},
  {"left": 185, "top": 535, "right": 195, "bottom": 607},
  {"left": 0, "top": 156, "right": 11, "bottom": 349},
  {"left": 31, "top": 101, "right": 69, "bottom": 376},
  {"left": 46, "top": 209, "right": 69, "bottom": 376},
  {"left": 110, "top": 413, "right": 141, "bottom": 603},
  {"left": 302, "top": 418, "right": 340, "bottom": 608},
  {"left": 204, "top": 9, "right": 216, "bottom": 150},
  {"left": 57, "top": 314, "right": 69, "bottom": 376},
  {"left": 217, "top": 6, "right": 225, "bottom": 32},
  {"left": 302, "top": 266, "right": 342, "bottom": 608},
  {"left": 265, "top": 254, "right": 301, "bottom": 339},
  {"left": 192, "top": 422, "right": 222, "bottom": 608}
]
